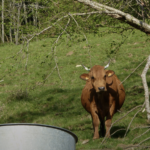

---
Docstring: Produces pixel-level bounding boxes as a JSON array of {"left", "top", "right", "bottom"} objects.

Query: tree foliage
[{"left": 1, "top": 0, "right": 149, "bottom": 44}]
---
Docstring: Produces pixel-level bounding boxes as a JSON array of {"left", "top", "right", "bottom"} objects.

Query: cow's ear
[
  {"left": 106, "top": 70, "right": 115, "bottom": 77},
  {"left": 106, "top": 70, "right": 115, "bottom": 85},
  {"left": 80, "top": 73, "right": 89, "bottom": 81}
]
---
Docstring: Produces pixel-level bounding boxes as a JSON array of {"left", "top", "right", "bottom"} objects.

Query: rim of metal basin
[{"left": 0, "top": 123, "right": 78, "bottom": 143}]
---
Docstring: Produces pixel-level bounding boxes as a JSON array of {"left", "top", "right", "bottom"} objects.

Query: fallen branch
[
  {"left": 100, "top": 104, "right": 143, "bottom": 145},
  {"left": 132, "top": 128, "right": 150, "bottom": 142},
  {"left": 124, "top": 145, "right": 150, "bottom": 149},
  {"left": 131, "top": 126, "right": 150, "bottom": 131},
  {"left": 139, "top": 137, "right": 150, "bottom": 145},
  {"left": 124, "top": 102, "right": 145, "bottom": 138}
]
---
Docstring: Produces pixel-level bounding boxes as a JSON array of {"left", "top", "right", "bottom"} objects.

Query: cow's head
[{"left": 80, "top": 64, "right": 115, "bottom": 93}]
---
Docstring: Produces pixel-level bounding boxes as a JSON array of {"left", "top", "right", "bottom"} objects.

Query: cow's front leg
[
  {"left": 91, "top": 106, "right": 100, "bottom": 139},
  {"left": 91, "top": 113, "right": 100, "bottom": 139},
  {"left": 105, "top": 103, "right": 115, "bottom": 137},
  {"left": 105, "top": 118, "right": 111, "bottom": 138}
]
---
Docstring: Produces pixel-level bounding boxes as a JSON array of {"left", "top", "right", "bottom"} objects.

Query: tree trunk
[
  {"left": 35, "top": 2, "right": 38, "bottom": 27},
  {"left": 16, "top": 2, "right": 22, "bottom": 45},
  {"left": 9, "top": 2, "right": 12, "bottom": 43},
  {"left": 2, "top": 0, "right": 4, "bottom": 43},
  {"left": 141, "top": 56, "right": 150, "bottom": 121},
  {"left": 0, "top": 27, "right": 1, "bottom": 41},
  {"left": 23, "top": 2, "right": 28, "bottom": 25},
  {"left": 76, "top": 0, "right": 150, "bottom": 35},
  {"left": 13, "top": 0, "right": 17, "bottom": 44},
  {"left": 5, "top": 32, "right": 9, "bottom": 42},
  {"left": 32, "top": 5, "right": 35, "bottom": 26},
  {"left": 9, "top": 28, "right": 12, "bottom": 43}
]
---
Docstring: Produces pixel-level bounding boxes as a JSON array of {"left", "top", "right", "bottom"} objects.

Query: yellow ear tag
[
  {"left": 85, "top": 77, "right": 89, "bottom": 80},
  {"left": 108, "top": 73, "right": 112, "bottom": 77}
]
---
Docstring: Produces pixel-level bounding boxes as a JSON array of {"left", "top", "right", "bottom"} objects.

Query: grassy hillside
[{"left": 0, "top": 27, "right": 150, "bottom": 149}]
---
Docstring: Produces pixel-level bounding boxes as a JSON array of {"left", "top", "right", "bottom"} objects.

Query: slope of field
[{"left": 0, "top": 27, "right": 150, "bottom": 149}]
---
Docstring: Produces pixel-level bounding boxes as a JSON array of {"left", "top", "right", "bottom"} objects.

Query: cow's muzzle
[{"left": 98, "top": 87, "right": 105, "bottom": 91}]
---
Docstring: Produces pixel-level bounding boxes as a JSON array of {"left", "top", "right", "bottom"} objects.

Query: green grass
[{"left": 0, "top": 27, "right": 150, "bottom": 149}]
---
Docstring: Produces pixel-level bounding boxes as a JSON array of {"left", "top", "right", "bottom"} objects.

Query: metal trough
[{"left": 0, "top": 123, "right": 78, "bottom": 150}]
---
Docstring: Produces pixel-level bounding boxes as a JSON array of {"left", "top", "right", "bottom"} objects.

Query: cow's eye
[
  {"left": 104, "top": 75, "right": 106, "bottom": 78},
  {"left": 91, "top": 76, "right": 94, "bottom": 79}
]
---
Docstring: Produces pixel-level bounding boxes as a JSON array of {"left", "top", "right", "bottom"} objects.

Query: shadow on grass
[
  {"left": 98, "top": 126, "right": 126, "bottom": 139},
  {"left": 71, "top": 125, "right": 127, "bottom": 139},
  {"left": 111, "top": 126, "right": 126, "bottom": 138},
  {"left": 4, "top": 88, "right": 83, "bottom": 124}
]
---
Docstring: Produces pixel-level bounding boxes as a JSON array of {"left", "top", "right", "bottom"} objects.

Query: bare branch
[
  {"left": 111, "top": 128, "right": 126, "bottom": 137},
  {"left": 120, "top": 56, "right": 148, "bottom": 85},
  {"left": 6, "top": 36, "right": 26, "bottom": 59},
  {"left": 27, "top": 14, "right": 68, "bottom": 43},
  {"left": 141, "top": 55, "right": 150, "bottom": 121},
  {"left": 56, "top": 23, "right": 71, "bottom": 39},
  {"left": 25, "top": 37, "right": 29, "bottom": 70},
  {"left": 68, "top": 13, "right": 91, "bottom": 67},
  {"left": 27, "top": 11, "right": 102, "bottom": 44},
  {"left": 44, "top": 66, "right": 57, "bottom": 82},
  {"left": 51, "top": 17, "right": 71, "bottom": 80},
  {"left": 103, "top": 128, "right": 126, "bottom": 144},
  {"left": 77, "top": 0, "right": 150, "bottom": 34},
  {"left": 112, "top": 105, "right": 143, "bottom": 127},
  {"left": 0, "top": 80, "right": 4, "bottom": 83}
]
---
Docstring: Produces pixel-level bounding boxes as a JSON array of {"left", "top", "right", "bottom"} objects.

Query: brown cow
[{"left": 80, "top": 64, "right": 125, "bottom": 139}]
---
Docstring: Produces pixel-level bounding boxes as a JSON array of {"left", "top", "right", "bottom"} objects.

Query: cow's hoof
[{"left": 93, "top": 136, "right": 99, "bottom": 140}]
